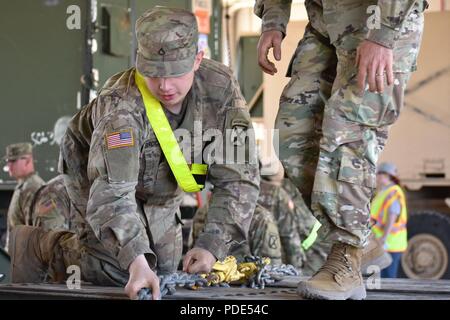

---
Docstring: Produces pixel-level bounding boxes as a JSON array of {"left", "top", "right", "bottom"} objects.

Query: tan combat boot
[
  {"left": 361, "top": 233, "right": 392, "bottom": 276},
  {"left": 297, "top": 243, "right": 366, "bottom": 300}
]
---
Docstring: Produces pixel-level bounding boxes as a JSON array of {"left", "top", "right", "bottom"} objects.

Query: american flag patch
[{"left": 105, "top": 129, "right": 134, "bottom": 149}]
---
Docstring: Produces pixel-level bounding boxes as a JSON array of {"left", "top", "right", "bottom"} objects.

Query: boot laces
[{"left": 317, "top": 244, "right": 353, "bottom": 277}]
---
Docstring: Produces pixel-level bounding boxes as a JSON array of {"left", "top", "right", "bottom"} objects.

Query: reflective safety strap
[
  {"left": 190, "top": 163, "right": 207, "bottom": 175},
  {"left": 302, "top": 220, "right": 322, "bottom": 251},
  {"left": 135, "top": 71, "right": 206, "bottom": 192}
]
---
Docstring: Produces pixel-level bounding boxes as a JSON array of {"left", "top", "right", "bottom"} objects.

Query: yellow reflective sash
[
  {"left": 302, "top": 220, "right": 322, "bottom": 251},
  {"left": 135, "top": 71, "right": 207, "bottom": 192}
]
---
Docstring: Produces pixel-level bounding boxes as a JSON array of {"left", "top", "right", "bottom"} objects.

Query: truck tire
[{"left": 399, "top": 211, "right": 450, "bottom": 279}]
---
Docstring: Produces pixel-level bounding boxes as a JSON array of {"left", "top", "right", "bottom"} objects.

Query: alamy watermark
[
  {"left": 365, "top": 265, "right": 381, "bottom": 290},
  {"left": 66, "top": 5, "right": 81, "bottom": 30},
  {"left": 170, "top": 120, "right": 280, "bottom": 175},
  {"left": 366, "top": 5, "right": 381, "bottom": 30},
  {"left": 66, "top": 265, "right": 81, "bottom": 290}
]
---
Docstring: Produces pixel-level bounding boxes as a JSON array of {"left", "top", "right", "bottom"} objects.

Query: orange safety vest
[{"left": 370, "top": 184, "right": 408, "bottom": 252}]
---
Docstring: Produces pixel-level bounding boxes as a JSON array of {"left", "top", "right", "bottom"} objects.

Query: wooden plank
[
  {"left": 1, "top": 278, "right": 450, "bottom": 300},
  {"left": 267, "top": 276, "right": 450, "bottom": 294},
  {"left": 164, "top": 287, "right": 301, "bottom": 300},
  {"left": 0, "top": 283, "right": 127, "bottom": 300}
]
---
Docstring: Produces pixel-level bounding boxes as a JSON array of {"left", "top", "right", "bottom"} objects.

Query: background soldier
[
  {"left": 191, "top": 202, "right": 283, "bottom": 265},
  {"left": 3, "top": 142, "right": 44, "bottom": 250}
]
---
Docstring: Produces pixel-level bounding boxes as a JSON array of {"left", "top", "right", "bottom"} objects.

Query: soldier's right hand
[
  {"left": 257, "top": 30, "right": 283, "bottom": 75},
  {"left": 125, "top": 254, "right": 160, "bottom": 300}
]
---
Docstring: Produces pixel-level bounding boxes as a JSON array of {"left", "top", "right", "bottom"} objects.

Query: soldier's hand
[
  {"left": 125, "top": 254, "right": 160, "bottom": 300},
  {"left": 182, "top": 247, "right": 216, "bottom": 274},
  {"left": 257, "top": 30, "right": 283, "bottom": 75},
  {"left": 356, "top": 40, "right": 394, "bottom": 93}
]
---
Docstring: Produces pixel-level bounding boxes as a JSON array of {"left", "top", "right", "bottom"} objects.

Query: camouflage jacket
[
  {"left": 254, "top": 0, "right": 428, "bottom": 48},
  {"left": 59, "top": 59, "right": 260, "bottom": 271},
  {"left": 7, "top": 172, "right": 45, "bottom": 229},
  {"left": 258, "top": 178, "right": 304, "bottom": 267},
  {"left": 5, "top": 172, "right": 44, "bottom": 251},
  {"left": 32, "top": 174, "right": 72, "bottom": 231}
]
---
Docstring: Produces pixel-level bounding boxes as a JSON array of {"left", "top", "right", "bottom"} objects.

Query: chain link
[
  {"left": 138, "top": 256, "right": 300, "bottom": 300},
  {"left": 243, "top": 256, "right": 300, "bottom": 289}
]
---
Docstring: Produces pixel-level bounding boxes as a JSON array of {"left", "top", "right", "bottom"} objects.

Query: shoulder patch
[
  {"left": 38, "top": 199, "right": 56, "bottom": 215},
  {"left": 105, "top": 129, "right": 135, "bottom": 150}
]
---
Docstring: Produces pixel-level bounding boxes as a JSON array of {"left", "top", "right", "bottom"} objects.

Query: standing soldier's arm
[
  {"left": 358, "top": 0, "right": 427, "bottom": 92},
  {"left": 366, "top": 0, "right": 424, "bottom": 49},
  {"left": 192, "top": 77, "right": 260, "bottom": 265},
  {"left": 254, "top": 0, "right": 292, "bottom": 74},
  {"left": 254, "top": 0, "right": 292, "bottom": 36}
]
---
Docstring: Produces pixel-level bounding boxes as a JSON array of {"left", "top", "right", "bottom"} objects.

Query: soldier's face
[
  {"left": 6, "top": 156, "right": 30, "bottom": 179},
  {"left": 144, "top": 51, "right": 204, "bottom": 108}
]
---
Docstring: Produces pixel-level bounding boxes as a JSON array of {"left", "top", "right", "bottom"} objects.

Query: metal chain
[
  {"left": 243, "top": 256, "right": 300, "bottom": 289},
  {"left": 138, "top": 256, "right": 300, "bottom": 300},
  {"left": 138, "top": 272, "right": 209, "bottom": 300}
]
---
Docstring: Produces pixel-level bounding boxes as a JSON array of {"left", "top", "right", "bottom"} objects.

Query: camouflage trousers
[
  {"left": 9, "top": 199, "right": 183, "bottom": 286},
  {"left": 276, "top": 5, "right": 423, "bottom": 248}
]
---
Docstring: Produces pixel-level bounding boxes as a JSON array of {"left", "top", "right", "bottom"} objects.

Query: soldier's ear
[{"left": 193, "top": 51, "right": 204, "bottom": 71}]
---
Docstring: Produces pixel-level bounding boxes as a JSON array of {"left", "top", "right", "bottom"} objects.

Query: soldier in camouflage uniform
[
  {"left": 281, "top": 176, "right": 331, "bottom": 276},
  {"left": 255, "top": 0, "right": 426, "bottom": 299},
  {"left": 258, "top": 162, "right": 330, "bottom": 275},
  {"left": 9, "top": 7, "right": 259, "bottom": 300},
  {"left": 3, "top": 143, "right": 44, "bottom": 251},
  {"left": 191, "top": 202, "right": 282, "bottom": 265},
  {"left": 258, "top": 170, "right": 304, "bottom": 268},
  {"left": 191, "top": 165, "right": 328, "bottom": 273},
  {"left": 32, "top": 174, "right": 72, "bottom": 232}
]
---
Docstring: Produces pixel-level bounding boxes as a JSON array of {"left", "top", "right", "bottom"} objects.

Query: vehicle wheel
[{"left": 399, "top": 211, "right": 450, "bottom": 279}]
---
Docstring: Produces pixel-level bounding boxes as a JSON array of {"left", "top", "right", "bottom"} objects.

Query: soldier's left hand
[
  {"left": 356, "top": 40, "right": 394, "bottom": 94},
  {"left": 183, "top": 247, "right": 217, "bottom": 274}
]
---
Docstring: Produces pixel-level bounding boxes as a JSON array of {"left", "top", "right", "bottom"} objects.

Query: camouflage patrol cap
[
  {"left": 3, "top": 143, "right": 33, "bottom": 161},
  {"left": 135, "top": 6, "right": 199, "bottom": 78}
]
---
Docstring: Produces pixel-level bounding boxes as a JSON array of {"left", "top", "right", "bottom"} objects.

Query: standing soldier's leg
[
  {"left": 299, "top": 11, "right": 424, "bottom": 300},
  {"left": 275, "top": 25, "right": 337, "bottom": 209}
]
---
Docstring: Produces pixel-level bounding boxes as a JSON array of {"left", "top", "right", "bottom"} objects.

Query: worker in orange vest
[{"left": 370, "top": 162, "right": 408, "bottom": 278}]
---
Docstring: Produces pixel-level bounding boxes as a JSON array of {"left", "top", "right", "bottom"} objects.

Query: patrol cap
[
  {"left": 377, "top": 162, "right": 398, "bottom": 179},
  {"left": 3, "top": 143, "right": 33, "bottom": 161},
  {"left": 135, "top": 6, "right": 199, "bottom": 78}
]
